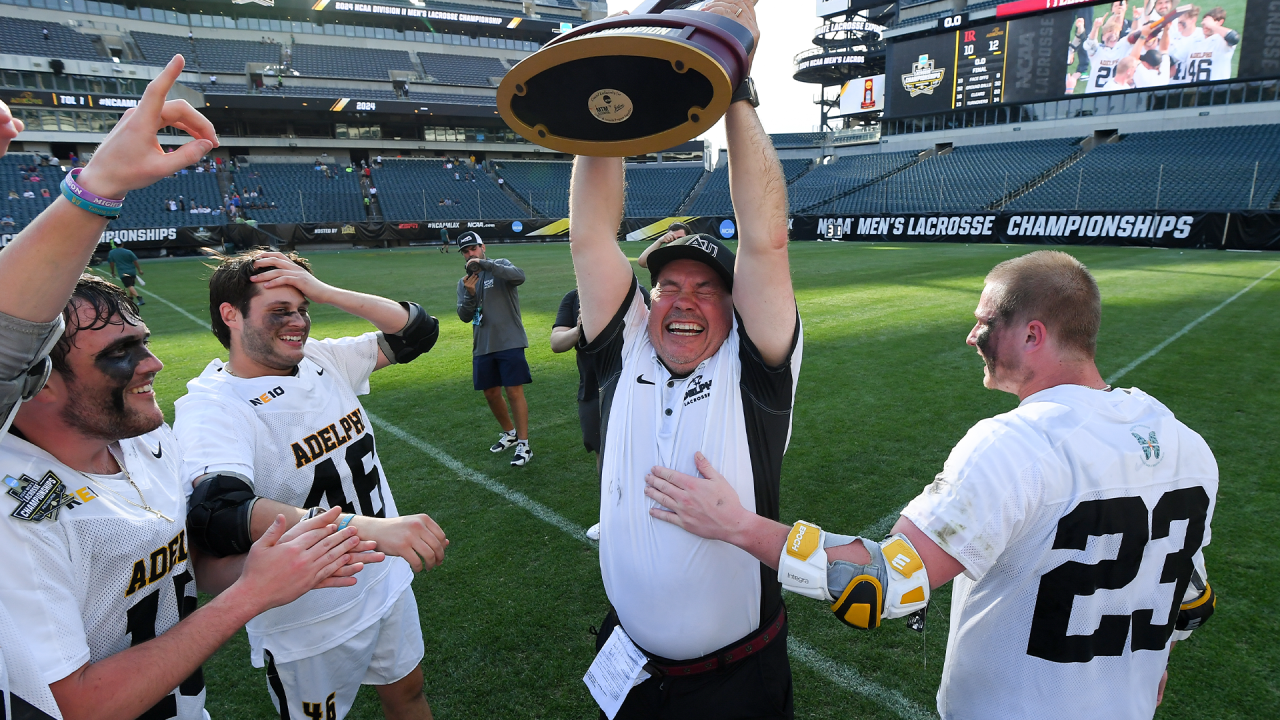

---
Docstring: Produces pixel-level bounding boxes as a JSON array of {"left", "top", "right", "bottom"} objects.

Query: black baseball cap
[
  {"left": 1140, "top": 49, "right": 1163, "bottom": 68},
  {"left": 647, "top": 234, "right": 735, "bottom": 292},
  {"left": 457, "top": 231, "right": 483, "bottom": 249}
]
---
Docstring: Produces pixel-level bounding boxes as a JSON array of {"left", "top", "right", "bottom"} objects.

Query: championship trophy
[{"left": 497, "top": 1, "right": 755, "bottom": 157}]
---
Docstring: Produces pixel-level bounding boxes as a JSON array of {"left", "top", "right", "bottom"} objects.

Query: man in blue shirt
[{"left": 107, "top": 241, "right": 145, "bottom": 305}]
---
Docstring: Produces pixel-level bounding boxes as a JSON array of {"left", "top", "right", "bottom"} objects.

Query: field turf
[{"left": 124, "top": 241, "right": 1279, "bottom": 719}]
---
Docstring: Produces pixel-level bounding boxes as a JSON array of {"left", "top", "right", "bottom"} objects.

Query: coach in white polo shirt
[{"left": 569, "top": 3, "right": 799, "bottom": 716}]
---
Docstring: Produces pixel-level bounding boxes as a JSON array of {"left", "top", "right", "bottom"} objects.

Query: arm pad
[
  {"left": 827, "top": 534, "right": 931, "bottom": 630},
  {"left": 0, "top": 312, "right": 64, "bottom": 435},
  {"left": 1173, "top": 568, "right": 1215, "bottom": 640},
  {"left": 377, "top": 301, "right": 440, "bottom": 365},
  {"left": 186, "top": 472, "right": 258, "bottom": 558}
]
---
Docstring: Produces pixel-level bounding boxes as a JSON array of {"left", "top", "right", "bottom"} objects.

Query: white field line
[
  {"left": 1106, "top": 262, "right": 1280, "bottom": 384},
  {"left": 88, "top": 268, "right": 208, "bottom": 327},
  {"left": 369, "top": 413, "right": 932, "bottom": 718}
]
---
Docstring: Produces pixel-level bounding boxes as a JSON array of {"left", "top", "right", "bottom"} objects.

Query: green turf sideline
[
  {"left": 371, "top": 412, "right": 934, "bottom": 719},
  {"left": 116, "top": 269, "right": 936, "bottom": 717},
  {"left": 87, "top": 267, "right": 208, "bottom": 326},
  {"left": 1106, "top": 262, "right": 1280, "bottom": 384},
  {"left": 371, "top": 413, "right": 595, "bottom": 546}
]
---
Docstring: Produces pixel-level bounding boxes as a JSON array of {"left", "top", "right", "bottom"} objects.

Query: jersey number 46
[{"left": 1027, "top": 486, "right": 1209, "bottom": 663}]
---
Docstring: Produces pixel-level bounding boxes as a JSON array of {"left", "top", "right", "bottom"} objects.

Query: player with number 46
[{"left": 174, "top": 249, "right": 448, "bottom": 720}]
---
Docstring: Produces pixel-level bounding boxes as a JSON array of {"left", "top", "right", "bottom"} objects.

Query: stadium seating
[
  {"left": 0, "top": 17, "right": 102, "bottom": 62},
  {"left": 0, "top": 155, "right": 66, "bottom": 231},
  {"left": 771, "top": 133, "right": 827, "bottom": 148},
  {"left": 493, "top": 161, "right": 572, "bottom": 217},
  {"left": 1008, "top": 125, "right": 1280, "bottom": 211},
  {"left": 231, "top": 164, "right": 366, "bottom": 224},
  {"left": 185, "top": 82, "right": 498, "bottom": 106},
  {"left": 291, "top": 44, "right": 416, "bottom": 81},
  {"left": 623, "top": 165, "right": 705, "bottom": 217},
  {"left": 686, "top": 159, "right": 814, "bottom": 216},
  {"left": 132, "top": 33, "right": 282, "bottom": 73},
  {"left": 417, "top": 53, "right": 507, "bottom": 87},
  {"left": 373, "top": 160, "right": 527, "bottom": 221},
  {"left": 110, "top": 169, "right": 225, "bottom": 230},
  {"left": 786, "top": 151, "right": 920, "bottom": 212},
  {"left": 820, "top": 139, "right": 1081, "bottom": 214}
]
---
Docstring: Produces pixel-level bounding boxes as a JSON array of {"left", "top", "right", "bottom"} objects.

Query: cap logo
[{"left": 687, "top": 237, "right": 718, "bottom": 257}]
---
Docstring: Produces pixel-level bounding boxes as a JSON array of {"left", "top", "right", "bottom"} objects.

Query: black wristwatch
[{"left": 730, "top": 77, "right": 759, "bottom": 107}]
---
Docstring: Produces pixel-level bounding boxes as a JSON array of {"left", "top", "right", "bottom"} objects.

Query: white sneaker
[
  {"left": 586, "top": 523, "right": 601, "bottom": 541},
  {"left": 510, "top": 442, "right": 532, "bottom": 467},
  {"left": 490, "top": 431, "right": 517, "bottom": 453}
]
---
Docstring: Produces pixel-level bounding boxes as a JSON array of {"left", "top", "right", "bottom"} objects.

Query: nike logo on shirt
[
  {"left": 636, "top": 375, "right": 655, "bottom": 385},
  {"left": 151, "top": 442, "right": 163, "bottom": 459},
  {"left": 316, "top": 367, "right": 325, "bottom": 375}
]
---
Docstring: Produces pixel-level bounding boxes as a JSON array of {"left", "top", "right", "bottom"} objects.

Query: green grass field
[{"left": 124, "top": 241, "right": 1279, "bottom": 719}]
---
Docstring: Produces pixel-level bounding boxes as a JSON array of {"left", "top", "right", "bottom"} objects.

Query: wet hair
[
  {"left": 51, "top": 273, "right": 141, "bottom": 377},
  {"left": 208, "top": 249, "right": 312, "bottom": 348},
  {"left": 1205, "top": 6, "right": 1225, "bottom": 22},
  {"left": 984, "top": 250, "right": 1101, "bottom": 359}
]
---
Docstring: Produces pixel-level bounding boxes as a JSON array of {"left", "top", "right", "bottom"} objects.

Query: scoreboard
[{"left": 952, "top": 24, "right": 1006, "bottom": 109}]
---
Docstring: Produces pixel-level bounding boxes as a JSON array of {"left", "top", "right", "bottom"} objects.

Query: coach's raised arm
[{"left": 0, "top": 54, "right": 217, "bottom": 433}]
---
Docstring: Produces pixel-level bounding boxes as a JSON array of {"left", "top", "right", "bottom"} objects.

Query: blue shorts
[{"left": 473, "top": 347, "right": 532, "bottom": 391}]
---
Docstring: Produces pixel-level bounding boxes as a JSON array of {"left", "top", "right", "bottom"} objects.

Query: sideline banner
[{"left": 787, "top": 212, "right": 1272, "bottom": 249}]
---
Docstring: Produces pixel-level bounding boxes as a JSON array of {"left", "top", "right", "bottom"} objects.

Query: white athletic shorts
[{"left": 263, "top": 586, "right": 424, "bottom": 720}]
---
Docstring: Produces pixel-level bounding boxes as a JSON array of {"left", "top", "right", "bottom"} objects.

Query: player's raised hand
[
  {"left": 0, "top": 100, "right": 23, "bottom": 158},
  {"left": 234, "top": 508, "right": 371, "bottom": 611},
  {"left": 75, "top": 55, "right": 218, "bottom": 200},
  {"left": 351, "top": 513, "right": 449, "bottom": 573},
  {"left": 250, "top": 250, "right": 338, "bottom": 301},
  {"left": 645, "top": 452, "right": 748, "bottom": 542}
]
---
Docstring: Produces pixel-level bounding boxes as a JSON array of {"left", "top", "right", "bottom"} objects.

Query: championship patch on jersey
[{"left": 4, "top": 471, "right": 75, "bottom": 522}]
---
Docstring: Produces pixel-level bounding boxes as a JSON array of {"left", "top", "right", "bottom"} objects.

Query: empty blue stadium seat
[
  {"left": 0, "top": 17, "right": 102, "bottom": 62},
  {"left": 418, "top": 53, "right": 507, "bottom": 87},
  {"left": 373, "top": 160, "right": 526, "bottom": 221},
  {"left": 292, "top": 44, "right": 415, "bottom": 81},
  {"left": 133, "top": 32, "right": 282, "bottom": 73},
  {"left": 231, "top": 164, "right": 366, "bottom": 224}
]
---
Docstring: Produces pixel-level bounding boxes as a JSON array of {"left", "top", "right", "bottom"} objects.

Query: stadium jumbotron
[{"left": 0, "top": 0, "right": 1277, "bottom": 718}]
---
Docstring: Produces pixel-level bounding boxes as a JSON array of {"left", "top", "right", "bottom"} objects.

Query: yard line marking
[
  {"left": 370, "top": 414, "right": 930, "bottom": 718},
  {"left": 788, "top": 637, "right": 935, "bottom": 720},
  {"left": 1107, "top": 262, "right": 1280, "bottom": 384},
  {"left": 369, "top": 414, "right": 594, "bottom": 546},
  {"left": 864, "top": 507, "right": 906, "bottom": 540},
  {"left": 88, "top": 269, "right": 208, "bottom": 327}
]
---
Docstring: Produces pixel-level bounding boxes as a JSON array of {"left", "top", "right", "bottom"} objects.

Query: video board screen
[{"left": 887, "top": 0, "right": 1265, "bottom": 118}]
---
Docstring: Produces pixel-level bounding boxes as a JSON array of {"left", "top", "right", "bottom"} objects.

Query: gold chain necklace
[{"left": 81, "top": 446, "right": 174, "bottom": 523}]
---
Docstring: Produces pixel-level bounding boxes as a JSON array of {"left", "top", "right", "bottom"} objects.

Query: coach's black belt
[{"left": 641, "top": 605, "right": 787, "bottom": 678}]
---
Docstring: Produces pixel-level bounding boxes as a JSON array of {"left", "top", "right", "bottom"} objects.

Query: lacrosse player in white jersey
[
  {"left": 0, "top": 56, "right": 374, "bottom": 720},
  {"left": 173, "top": 249, "right": 448, "bottom": 720},
  {"left": 1083, "top": 17, "right": 1137, "bottom": 92},
  {"left": 1170, "top": 6, "right": 1239, "bottom": 83},
  {"left": 644, "top": 251, "right": 1218, "bottom": 720},
  {"left": 1167, "top": 6, "right": 1202, "bottom": 83},
  {"left": 0, "top": 275, "right": 377, "bottom": 720}
]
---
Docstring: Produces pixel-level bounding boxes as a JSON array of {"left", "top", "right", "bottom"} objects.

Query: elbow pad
[
  {"left": 377, "top": 301, "right": 440, "bottom": 365},
  {"left": 777, "top": 522, "right": 930, "bottom": 630},
  {"left": 186, "top": 472, "right": 258, "bottom": 557},
  {"left": 1173, "top": 569, "right": 1215, "bottom": 640},
  {"left": 0, "top": 313, "right": 64, "bottom": 435},
  {"left": 1224, "top": 30, "right": 1240, "bottom": 46}
]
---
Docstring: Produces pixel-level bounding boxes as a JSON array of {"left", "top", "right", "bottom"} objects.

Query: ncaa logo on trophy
[{"left": 498, "top": 1, "right": 758, "bottom": 157}]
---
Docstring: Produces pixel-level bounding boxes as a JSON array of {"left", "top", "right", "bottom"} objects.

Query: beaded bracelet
[{"left": 60, "top": 167, "right": 125, "bottom": 219}]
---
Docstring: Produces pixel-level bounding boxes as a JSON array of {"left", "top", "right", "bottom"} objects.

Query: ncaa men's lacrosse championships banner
[{"left": 792, "top": 211, "right": 1280, "bottom": 249}]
